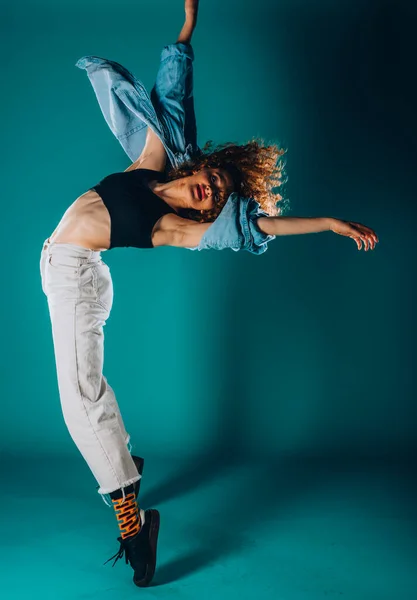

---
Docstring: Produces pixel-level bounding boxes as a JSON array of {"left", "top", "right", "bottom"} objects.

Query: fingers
[
  {"left": 350, "top": 235, "right": 362, "bottom": 250},
  {"left": 349, "top": 222, "right": 379, "bottom": 251},
  {"left": 350, "top": 231, "right": 371, "bottom": 251},
  {"left": 349, "top": 221, "right": 379, "bottom": 243}
]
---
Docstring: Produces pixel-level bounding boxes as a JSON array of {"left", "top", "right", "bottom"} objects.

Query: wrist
[{"left": 327, "top": 217, "right": 336, "bottom": 231}]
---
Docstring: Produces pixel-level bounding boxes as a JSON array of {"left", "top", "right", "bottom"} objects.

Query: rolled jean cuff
[
  {"left": 160, "top": 42, "right": 194, "bottom": 62},
  {"left": 98, "top": 474, "right": 142, "bottom": 498}
]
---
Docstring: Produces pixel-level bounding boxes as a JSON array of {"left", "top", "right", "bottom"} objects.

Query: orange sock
[{"left": 111, "top": 491, "right": 141, "bottom": 539}]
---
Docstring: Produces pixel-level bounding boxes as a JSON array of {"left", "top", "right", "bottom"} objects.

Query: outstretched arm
[
  {"left": 160, "top": 215, "right": 378, "bottom": 252},
  {"left": 257, "top": 216, "right": 379, "bottom": 251}
]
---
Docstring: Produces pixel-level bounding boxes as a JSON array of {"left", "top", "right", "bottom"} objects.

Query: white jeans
[{"left": 39, "top": 238, "right": 141, "bottom": 503}]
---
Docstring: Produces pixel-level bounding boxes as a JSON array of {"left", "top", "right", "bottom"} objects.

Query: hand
[{"left": 329, "top": 218, "right": 379, "bottom": 251}]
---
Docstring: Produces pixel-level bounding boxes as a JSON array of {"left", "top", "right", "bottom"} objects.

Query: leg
[
  {"left": 100, "top": 375, "right": 132, "bottom": 451},
  {"left": 44, "top": 244, "right": 140, "bottom": 498},
  {"left": 40, "top": 241, "right": 132, "bottom": 451}
]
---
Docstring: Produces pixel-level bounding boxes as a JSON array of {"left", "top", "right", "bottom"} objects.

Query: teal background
[{"left": 1, "top": 0, "right": 416, "bottom": 598}]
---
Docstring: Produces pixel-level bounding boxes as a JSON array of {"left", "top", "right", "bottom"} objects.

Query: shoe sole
[{"left": 134, "top": 509, "right": 160, "bottom": 588}]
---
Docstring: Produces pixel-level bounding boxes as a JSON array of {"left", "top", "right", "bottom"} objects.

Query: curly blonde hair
[{"left": 166, "top": 138, "right": 289, "bottom": 222}]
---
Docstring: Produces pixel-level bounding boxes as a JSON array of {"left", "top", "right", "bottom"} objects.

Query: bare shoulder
[{"left": 151, "top": 213, "right": 212, "bottom": 248}]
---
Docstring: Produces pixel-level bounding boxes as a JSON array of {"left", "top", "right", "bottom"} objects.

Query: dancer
[{"left": 39, "top": 0, "right": 378, "bottom": 588}]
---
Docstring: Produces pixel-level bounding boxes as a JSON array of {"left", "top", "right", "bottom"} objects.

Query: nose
[{"left": 204, "top": 180, "right": 213, "bottom": 198}]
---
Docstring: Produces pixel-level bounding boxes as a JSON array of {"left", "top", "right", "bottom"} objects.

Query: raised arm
[
  {"left": 124, "top": 1, "right": 199, "bottom": 174},
  {"left": 257, "top": 216, "right": 379, "bottom": 251}
]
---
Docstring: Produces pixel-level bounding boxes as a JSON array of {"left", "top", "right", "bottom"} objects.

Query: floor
[{"left": 2, "top": 454, "right": 416, "bottom": 599}]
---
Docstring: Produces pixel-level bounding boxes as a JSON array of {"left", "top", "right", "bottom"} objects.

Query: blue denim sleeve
[
  {"left": 185, "top": 195, "right": 276, "bottom": 254},
  {"left": 151, "top": 43, "right": 199, "bottom": 162},
  {"left": 244, "top": 198, "right": 276, "bottom": 255},
  {"left": 75, "top": 55, "right": 161, "bottom": 163},
  {"left": 75, "top": 46, "right": 196, "bottom": 169}
]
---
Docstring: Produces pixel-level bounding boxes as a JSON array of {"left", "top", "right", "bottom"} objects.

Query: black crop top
[{"left": 90, "top": 168, "right": 176, "bottom": 249}]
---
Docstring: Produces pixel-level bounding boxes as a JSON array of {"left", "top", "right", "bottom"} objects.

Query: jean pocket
[
  {"left": 48, "top": 254, "right": 80, "bottom": 274},
  {"left": 45, "top": 254, "right": 81, "bottom": 301}
]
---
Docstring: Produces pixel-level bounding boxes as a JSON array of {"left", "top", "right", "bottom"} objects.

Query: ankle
[
  {"left": 109, "top": 483, "right": 135, "bottom": 500},
  {"left": 111, "top": 491, "right": 142, "bottom": 540}
]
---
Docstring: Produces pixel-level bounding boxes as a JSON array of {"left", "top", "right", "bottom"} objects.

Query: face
[{"left": 184, "top": 167, "right": 235, "bottom": 211}]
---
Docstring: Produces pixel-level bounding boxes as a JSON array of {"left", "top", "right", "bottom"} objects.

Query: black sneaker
[{"left": 104, "top": 508, "right": 160, "bottom": 587}]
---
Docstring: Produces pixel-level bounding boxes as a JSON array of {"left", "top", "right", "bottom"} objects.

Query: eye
[{"left": 211, "top": 174, "right": 217, "bottom": 184}]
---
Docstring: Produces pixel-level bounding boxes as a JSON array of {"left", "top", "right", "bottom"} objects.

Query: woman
[{"left": 39, "top": 0, "right": 378, "bottom": 589}]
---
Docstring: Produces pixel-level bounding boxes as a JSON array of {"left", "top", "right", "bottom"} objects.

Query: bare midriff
[{"left": 48, "top": 189, "right": 112, "bottom": 251}]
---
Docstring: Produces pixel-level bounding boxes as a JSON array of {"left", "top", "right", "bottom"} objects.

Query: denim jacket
[{"left": 76, "top": 43, "right": 276, "bottom": 254}]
